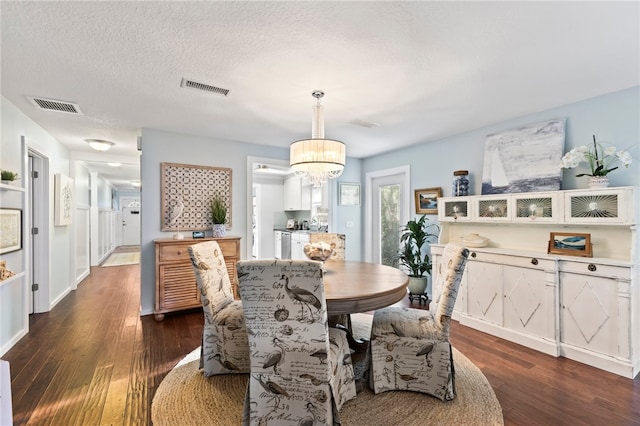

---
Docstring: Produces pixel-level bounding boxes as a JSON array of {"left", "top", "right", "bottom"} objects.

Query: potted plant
[
  {"left": 397, "top": 214, "right": 440, "bottom": 297},
  {"left": 1, "top": 170, "right": 19, "bottom": 184},
  {"left": 210, "top": 193, "right": 227, "bottom": 238}
]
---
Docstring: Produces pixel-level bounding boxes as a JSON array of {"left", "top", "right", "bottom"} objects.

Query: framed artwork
[
  {"left": 54, "top": 174, "right": 74, "bottom": 226},
  {"left": 0, "top": 208, "right": 22, "bottom": 254},
  {"left": 161, "top": 162, "right": 232, "bottom": 231},
  {"left": 548, "top": 232, "right": 592, "bottom": 257},
  {"left": 415, "top": 187, "right": 442, "bottom": 214},
  {"left": 481, "top": 118, "right": 566, "bottom": 195},
  {"left": 338, "top": 182, "right": 360, "bottom": 206}
]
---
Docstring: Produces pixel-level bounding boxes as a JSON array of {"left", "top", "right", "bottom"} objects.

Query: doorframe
[
  {"left": 364, "top": 165, "right": 411, "bottom": 263},
  {"left": 245, "top": 156, "right": 290, "bottom": 260},
  {"left": 26, "top": 142, "right": 51, "bottom": 314}
]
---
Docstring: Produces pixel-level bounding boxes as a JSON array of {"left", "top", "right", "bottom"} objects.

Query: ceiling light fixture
[
  {"left": 131, "top": 180, "right": 141, "bottom": 187},
  {"left": 107, "top": 162, "right": 122, "bottom": 167},
  {"left": 290, "top": 91, "right": 345, "bottom": 188},
  {"left": 85, "top": 139, "right": 114, "bottom": 151}
]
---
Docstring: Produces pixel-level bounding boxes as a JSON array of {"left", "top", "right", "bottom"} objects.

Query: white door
[
  {"left": 366, "top": 166, "right": 410, "bottom": 265},
  {"left": 122, "top": 206, "right": 141, "bottom": 246}
]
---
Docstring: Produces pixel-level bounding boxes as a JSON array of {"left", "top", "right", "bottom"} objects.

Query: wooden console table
[{"left": 154, "top": 236, "right": 241, "bottom": 321}]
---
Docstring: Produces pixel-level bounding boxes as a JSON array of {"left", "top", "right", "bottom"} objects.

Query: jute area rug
[{"left": 152, "top": 314, "right": 503, "bottom": 426}]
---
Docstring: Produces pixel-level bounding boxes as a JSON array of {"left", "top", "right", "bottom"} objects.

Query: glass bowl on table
[{"left": 304, "top": 242, "right": 334, "bottom": 271}]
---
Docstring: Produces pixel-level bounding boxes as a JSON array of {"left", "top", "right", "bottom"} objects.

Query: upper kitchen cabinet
[{"left": 284, "top": 175, "right": 312, "bottom": 211}]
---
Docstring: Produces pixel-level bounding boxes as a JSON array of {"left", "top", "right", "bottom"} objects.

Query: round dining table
[{"left": 322, "top": 260, "right": 409, "bottom": 315}]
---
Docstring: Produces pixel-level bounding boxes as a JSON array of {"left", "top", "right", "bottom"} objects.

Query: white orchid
[{"left": 561, "top": 135, "right": 632, "bottom": 177}]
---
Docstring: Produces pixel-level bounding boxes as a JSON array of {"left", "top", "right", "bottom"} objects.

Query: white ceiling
[{"left": 2, "top": 2, "right": 638, "bottom": 190}]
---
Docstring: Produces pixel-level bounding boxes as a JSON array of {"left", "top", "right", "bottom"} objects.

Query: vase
[
  {"left": 212, "top": 224, "right": 226, "bottom": 238},
  {"left": 587, "top": 176, "right": 609, "bottom": 189}
]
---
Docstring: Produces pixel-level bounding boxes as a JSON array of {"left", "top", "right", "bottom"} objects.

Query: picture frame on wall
[
  {"left": 338, "top": 182, "right": 360, "bottom": 206},
  {"left": 0, "top": 208, "right": 22, "bottom": 254},
  {"left": 54, "top": 173, "right": 74, "bottom": 226},
  {"left": 415, "top": 187, "right": 442, "bottom": 214},
  {"left": 547, "top": 232, "right": 592, "bottom": 257}
]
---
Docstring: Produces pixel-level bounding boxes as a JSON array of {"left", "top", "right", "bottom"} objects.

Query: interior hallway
[{"left": 3, "top": 263, "right": 639, "bottom": 425}]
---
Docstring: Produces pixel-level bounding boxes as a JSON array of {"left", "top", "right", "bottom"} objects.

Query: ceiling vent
[
  {"left": 28, "top": 96, "right": 83, "bottom": 114},
  {"left": 180, "top": 78, "right": 230, "bottom": 97},
  {"left": 350, "top": 119, "right": 379, "bottom": 128}
]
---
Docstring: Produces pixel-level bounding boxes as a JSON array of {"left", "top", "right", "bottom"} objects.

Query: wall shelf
[
  {"left": 0, "top": 271, "right": 26, "bottom": 288},
  {"left": 0, "top": 182, "right": 25, "bottom": 192}
]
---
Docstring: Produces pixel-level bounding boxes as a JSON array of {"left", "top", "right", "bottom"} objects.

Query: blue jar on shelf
[{"left": 453, "top": 170, "right": 469, "bottom": 196}]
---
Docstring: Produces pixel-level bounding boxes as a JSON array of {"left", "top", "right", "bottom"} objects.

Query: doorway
[
  {"left": 365, "top": 166, "right": 410, "bottom": 264},
  {"left": 27, "top": 147, "right": 50, "bottom": 314},
  {"left": 121, "top": 199, "right": 141, "bottom": 246}
]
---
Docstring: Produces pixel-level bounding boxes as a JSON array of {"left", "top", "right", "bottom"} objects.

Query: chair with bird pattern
[
  {"left": 369, "top": 242, "right": 469, "bottom": 401},
  {"left": 237, "top": 259, "right": 357, "bottom": 426},
  {"left": 187, "top": 241, "right": 250, "bottom": 376}
]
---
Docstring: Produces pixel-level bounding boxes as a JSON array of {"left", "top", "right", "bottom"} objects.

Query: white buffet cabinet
[{"left": 432, "top": 187, "right": 639, "bottom": 378}]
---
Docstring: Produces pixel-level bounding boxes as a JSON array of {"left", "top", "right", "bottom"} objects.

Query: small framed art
[
  {"left": 339, "top": 183, "right": 360, "bottom": 206},
  {"left": 415, "top": 187, "right": 442, "bottom": 214},
  {"left": 0, "top": 208, "right": 22, "bottom": 254},
  {"left": 548, "top": 232, "right": 592, "bottom": 257}
]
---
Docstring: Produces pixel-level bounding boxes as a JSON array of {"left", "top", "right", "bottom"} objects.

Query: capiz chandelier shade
[{"left": 290, "top": 91, "right": 345, "bottom": 188}]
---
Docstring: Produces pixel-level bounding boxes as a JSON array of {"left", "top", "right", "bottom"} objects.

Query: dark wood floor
[{"left": 3, "top": 263, "right": 639, "bottom": 425}]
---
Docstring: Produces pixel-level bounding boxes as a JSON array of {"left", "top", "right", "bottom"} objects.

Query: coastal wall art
[
  {"left": 54, "top": 173, "right": 74, "bottom": 226},
  {"left": 161, "top": 162, "right": 232, "bottom": 231},
  {"left": 481, "top": 118, "right": 566, "bottom": 194}
]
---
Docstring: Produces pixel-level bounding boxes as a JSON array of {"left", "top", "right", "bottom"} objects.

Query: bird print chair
[
  {"left": 370, "top": 242, "right": 469, "bottom": 401},
  {"left": 187, "top": 241, "right": 250, "bottom": 376},
  {"left": 237, "top": 259, "right": 357, "bottom": 426}
]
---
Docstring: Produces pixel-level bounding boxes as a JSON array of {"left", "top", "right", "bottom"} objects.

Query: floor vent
[
  {"left": 180, "top": 78, "right": 230, "bottom": 97},
  {"left": 27, "top": 97, "right": 83, "bottom": 114}
]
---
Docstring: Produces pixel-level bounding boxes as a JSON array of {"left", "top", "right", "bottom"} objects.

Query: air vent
[
  {"left": 27, "top": 97, "right": 82, "bottom": 114},
  {"left": 180, "top": 78, "right": 230, "bottom": 96},
  {"left": 350, "top": 119, "right": 379, "bottom": 128}
]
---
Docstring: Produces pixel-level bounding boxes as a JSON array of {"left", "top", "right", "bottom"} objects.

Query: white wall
[
  {"left": 1, "top": 96, "right": 74, "bottom": 355},
  {"left": 253, "top": 176, "right": 286, "bottom": 258}
]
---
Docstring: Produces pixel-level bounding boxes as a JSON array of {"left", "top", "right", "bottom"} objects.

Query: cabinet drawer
[
  {"left": 467, "top": 250, "right": 555, "bottom": 270},
  {"left": 558, "top": 261, "right": 631, "bottom": 280},
  {"left": 158, "top": 243, "right": 193, "bottom": 262},
  {"left": 158, "top": 239, "right": 239, "bottom": 263}
]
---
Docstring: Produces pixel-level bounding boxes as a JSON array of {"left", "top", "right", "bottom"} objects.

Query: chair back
[
  {"left": 434, "top": 242, "right": 469, "bottom": 325},
  {"left": 237, "top": 259, "right": 337, "bottom": 425},
  {"left": 188, "top": 241, "right": 234, "bottom": 322}
]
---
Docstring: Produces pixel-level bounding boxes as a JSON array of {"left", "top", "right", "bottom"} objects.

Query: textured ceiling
[{"left": 1, "top": 1, "right": 638, "bottom": 190}]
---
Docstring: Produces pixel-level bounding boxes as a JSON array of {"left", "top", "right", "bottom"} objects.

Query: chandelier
[{"left": 290, "top": 91, "right": 346, "bottom": 188}]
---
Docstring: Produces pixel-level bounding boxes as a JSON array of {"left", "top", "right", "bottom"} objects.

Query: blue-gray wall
[{"left": 363, "top": 87, "right": 639, "bottom": 199}]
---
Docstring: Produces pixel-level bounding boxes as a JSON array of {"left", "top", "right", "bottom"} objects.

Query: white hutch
[{"left": 431, "top": 187, "right": 639, "bottom": 378}]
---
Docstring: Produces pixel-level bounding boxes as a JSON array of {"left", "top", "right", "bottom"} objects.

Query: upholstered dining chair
[
  {"left": 187, "top": 241, "right": 250, "bottom": 376},
  {"left": 369, "top": 242, "right": 469, "bottom": 401},
  {"left": 237, "top": 259, "right": 357, "bottom": 426}
]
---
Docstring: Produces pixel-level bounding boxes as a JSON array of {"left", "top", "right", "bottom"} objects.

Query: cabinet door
[
  {"left": 438, "top": 197, "right": 472, "bottom": 222},
  {"left": 475, "top": 196, "right": 510, "bottom": 222},
  {"left": 563, "top": 188, "right": 631, "bottom": 224},
  {"left": 284, "top": 176, "right": 301, "bottom": 210},
  {"left": 512, "top": 192, "right": 559, "bottom": 223},
  {"left": 274, "top": 231, "right": 282, "bottom": 258},
  {"left": 559, "top": 271, "right": 619, "bottom": 357},
  {"left": 466, "top": 260, "right": 503, "bottom": 325},
  {"left": 502, "top": 264, "right": 548, "bottom": 338}
]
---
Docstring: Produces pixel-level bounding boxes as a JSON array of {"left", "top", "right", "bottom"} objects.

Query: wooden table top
[{"left": 322, "top": 260, "right": 409, "bottom": 315}]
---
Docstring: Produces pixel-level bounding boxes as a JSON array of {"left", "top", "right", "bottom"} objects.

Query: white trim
[
  {"left": 26, "top": 142, "right": 51, "bottom": 314},
  {"left": 364, "top": 165, "right": 411, "bottom": 263}
]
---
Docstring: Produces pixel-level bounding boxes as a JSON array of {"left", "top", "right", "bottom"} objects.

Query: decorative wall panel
[{"left": 161, "top": 162, "right": 232, "bottom": 231}]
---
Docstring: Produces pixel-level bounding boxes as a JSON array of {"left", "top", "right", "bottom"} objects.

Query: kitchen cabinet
[
  {"left": 284, "top": 176, "right": 312, "bottom": 211},
  {"left": 434, "top": 186, "right": 639, "bottom": 378},
  {"left": 274, "top": 231, "right": 282, "bottom": 258},
  {"left": 154, "top": 236, "right": 241, "bottom": 321},
  {"left": 291, "top": 232, "right": 310, "bottom": 260}
]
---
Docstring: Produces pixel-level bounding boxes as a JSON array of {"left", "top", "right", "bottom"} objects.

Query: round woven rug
[{"left": 152, "top": 315, "right": 503, "bottom": 426}]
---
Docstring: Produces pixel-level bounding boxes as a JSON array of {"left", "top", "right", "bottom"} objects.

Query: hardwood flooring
[{"left": 3, "top": 263, "right": 639, "bottom": 425}]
